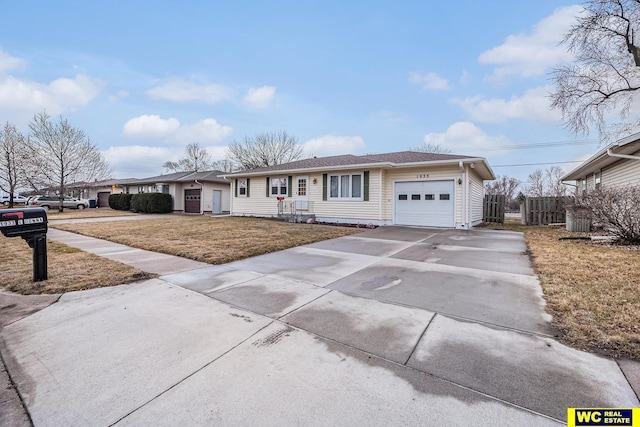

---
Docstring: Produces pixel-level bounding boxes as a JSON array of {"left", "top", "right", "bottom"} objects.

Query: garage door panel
[{"left": 395, "top": 181, "right": 454, "bottom": 227}]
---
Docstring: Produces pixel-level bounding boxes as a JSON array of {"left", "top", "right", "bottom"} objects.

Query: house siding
[
  {"left": 230, "top": 162, "right": 491, "bottom": 228},
  {"left": 312, "top": 170, "right": 381, "bottom": 222},
  {"left": 232, "top": 171, "right": 382, "bottom": 223},
  {"left": 469, "top": 170, "right": 484, "bottom": 224},
  {"left": 602, "top": 150, "right": 640, "bottom": 187},
  {"left": 384, "top": 166, "right": 463, "bottom": 224}
]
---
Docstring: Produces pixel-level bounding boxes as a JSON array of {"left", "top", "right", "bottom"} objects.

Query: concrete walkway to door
[{"left": 1, "top": 224, "right": 638, "bottom": 426}]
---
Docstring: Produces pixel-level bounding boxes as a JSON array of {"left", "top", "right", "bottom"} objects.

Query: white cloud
[
  {"left": 108, "top": 89, "right": 130, "bottom": 102},
  {"left": 174, "top": 118, "right": 233, "bottom": 144},
  {"left": 0, "top": 74, "right": 104, "bottom": 115},
  {"left": 303, "top": 135, "right": 366, "bottom": 157},
  {"left": 243, "top": 85, "right": 276, "bottom": 109},
  {"left": 104, "top": 144, "right": 232, "bottom": 178},
  {"left": 0, "top": 49, "right": 26, "bottom": 74},
  {"left": 478, "top": 5, "right": 582, "bottom": 80},
  {"left": 122, "top": 114, "right": 233, "bottom": 144},
  {"left": 452, "top": 86, "right": 561, "bottom": 123},
  {"left": 423, "top": 122, "right": 510, "bottom": 152},
  {"left": 103, "top": 145, "right": 181, "bottom": 178},
  {"left": 146, "top": 79, "right": 233, "bottom": 104},
  {"left": 409, "top": 72, "right": 450, "bottom": 91},
  {"left": 122, "top": 115, "right": 180, "bottom": 139}
]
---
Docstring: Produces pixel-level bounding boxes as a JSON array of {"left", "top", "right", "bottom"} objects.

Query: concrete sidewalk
[{"left": 1, "top": 225, "right": 638, "bottom": 425}]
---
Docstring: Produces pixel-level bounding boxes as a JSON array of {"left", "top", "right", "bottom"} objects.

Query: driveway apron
[{"left": 1, "top": 225, "right": 637, "bottom": 425}]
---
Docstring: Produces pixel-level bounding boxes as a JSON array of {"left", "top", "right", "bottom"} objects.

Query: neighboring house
[
  {"left": 67, "top": 170, "right": 231, "bottom": 213},
  {"left": 67, "top": 179, "right": 132, "bottom": 207},
  {"left": 224, "top": 151, "right": 495, "bottom": 228},
  {"left": 123, "top": 170, "right": 231, "bottom": 214},
  {"left": 561, "top": 132, "right": 640, "bottom": 192}
]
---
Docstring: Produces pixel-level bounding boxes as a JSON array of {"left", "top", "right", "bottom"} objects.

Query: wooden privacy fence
[
  {"left": 483, "top": 194, "right": 505, "bottom": 224},
  {"left": 522, "top": 197, "right": 569, "bottom": 225}
]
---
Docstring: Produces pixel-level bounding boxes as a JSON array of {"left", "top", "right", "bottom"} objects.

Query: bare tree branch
[
  {"left": 484, "top": 175, "right": 521, "bottom": 208},
  {"left": 0, "top": 122, "right": 29, "bottom": 207},
  {"left": 25, "top": 111, "right": 111, "bottom": 212},
  {"left": 550, "top": 0, "right": 640, "bottom": 139},
  {"left": 163, "top": 142, "right": 213, "bottom": 172},
  {"left": 525, "top": 166, "right": 568, "bottom": 197},
  {"left": 410, "top": 142, "right": 452, "bottom": 154},
  {"left": 227, "top": 130, "right": 303, "bottom": 170}
]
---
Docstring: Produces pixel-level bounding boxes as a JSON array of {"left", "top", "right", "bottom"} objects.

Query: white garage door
[{"left": 394, "top": 180, "right": 455, "bottom": 227}]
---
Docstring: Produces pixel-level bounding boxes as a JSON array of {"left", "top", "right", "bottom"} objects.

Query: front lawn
[
  {"left": 485, "top": 220, "right": 640, "bottom": 360},
  {"left": 53, "top": 216, "right": 363, "bottom": 264}
]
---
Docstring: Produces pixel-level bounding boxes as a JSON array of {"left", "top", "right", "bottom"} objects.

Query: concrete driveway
[{"left": 1, "top": 225, "right": 638, "bottom": 426}]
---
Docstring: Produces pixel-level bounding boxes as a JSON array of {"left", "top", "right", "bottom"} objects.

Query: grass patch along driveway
[
  {"left": 485, "top": 220, "right": 640, "bottom": 360},
  {"left": 0, "top": 237, "right": 155, "bottom": 295},
  {"left": 53, "top": 216, "right": 363, "bottom": 265}
]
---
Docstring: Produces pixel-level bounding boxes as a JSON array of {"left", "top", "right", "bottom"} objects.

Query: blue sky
[{"left": 0, "top": 1, "right": 601, "bottom": 183}]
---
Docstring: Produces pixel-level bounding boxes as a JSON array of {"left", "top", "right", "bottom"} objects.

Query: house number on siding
[{"left": 417, "top": 174, "right": 429, "bottom": 178}]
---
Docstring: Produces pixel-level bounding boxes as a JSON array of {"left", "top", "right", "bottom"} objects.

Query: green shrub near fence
[
  {"left": 108, "top": 193, "right": 133, "bottom": 211},
  {"left": 130, "top": 193, "right": 173, "bottom": 213}
]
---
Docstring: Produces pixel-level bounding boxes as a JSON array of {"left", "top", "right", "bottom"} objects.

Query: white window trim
[
  {"left": 238, "top": 179, "right": 248, "bottom": 197},
  {"left": 270, "top": 177, "right": 288, "bottom": 197},
  {"left": 328, "top": 172, "right": 364, "bottom": 200}
]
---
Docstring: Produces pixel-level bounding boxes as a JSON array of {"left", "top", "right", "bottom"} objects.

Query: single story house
[
  {"left": 224, "top": 151, "right": 495, "bottom": 228},
  {"left": 67, "top": 179, "right": 133, "bottom": 207},
  {"left": 123, "top": 170, "right": 231, "bottom": 214},
  {"left": 561, "top": 132, "right": 640, "bottom": 192},
  {"left": 68, "top": 170, "right": 231, "bottom": 213}
]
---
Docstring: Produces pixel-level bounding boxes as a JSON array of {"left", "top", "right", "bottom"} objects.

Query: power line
[
  {"left": 483, "top": 139, "right": 599, "bottom": 151},
  {"left": 492, "top": 160, "right": 584, "bottom": 167}
]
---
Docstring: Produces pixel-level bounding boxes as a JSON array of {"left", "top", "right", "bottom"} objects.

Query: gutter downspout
[
  {"left": 459, "top": 161, "right": 467, "bottom": 229},
  {"left": 607, "top": 148, "right": 640, "bottom": 161},
  {"left": 194, "top": 179, "right": 204, "bottom": 215}
]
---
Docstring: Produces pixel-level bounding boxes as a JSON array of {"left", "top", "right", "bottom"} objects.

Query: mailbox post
[{"left": 0, "top": 208, "right": 48, "bottom": 281}]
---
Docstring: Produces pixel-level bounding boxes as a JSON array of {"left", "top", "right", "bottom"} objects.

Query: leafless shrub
[{"left": 574, "top": 184, "right": 640, "bottom": 243}]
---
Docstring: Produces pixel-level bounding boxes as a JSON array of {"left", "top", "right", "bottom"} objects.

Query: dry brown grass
[
  {"left": 44, "top": 208, "right": 140, "bottom": 220},
  {"left": 53, "top": 216, "right": 363, "bottom": 264},
  {"left": 0, "top": 237, "right": 155, "bottom": 295},
  {"left": 485, "top": 219, "right": 640, "bottom": 359},
  {"left": 0, "top": 205, "right": 140, "bottom": 220}
]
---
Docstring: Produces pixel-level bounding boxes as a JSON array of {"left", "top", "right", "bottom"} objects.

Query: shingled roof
[
  {"left": 125, "top": 170, "right": 227, "bottom": 185},
  {"left": 225, "top": 151, "right": 487, "bottom": 176}
]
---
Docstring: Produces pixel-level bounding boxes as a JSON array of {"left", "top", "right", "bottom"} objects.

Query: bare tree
[
  {"left": 545, "top": 166, "right": 569, "bottom": 197},
  {"left": 210, "top": 158, "right": 236, "bottom": 173},
  {"left": 26, "top": 111, "right": 111, "bottom": 212},
  {"left": 526, "top": 169, "right": 546, "bottom": 197},
  {"left": 0, "top": 122, "right": 28, "bottom": 208},
  {"left": 227, "top": 130, "right": 303, "bottom": 170},
  {"left": 410, "top": 142, "right": 452, "bottom": 154},
  {"left": 525, "top": 166, "right": 568, "bottom": 197},
  {"left": 485, "top": 175, "right": 521, "bottom": 208},
  {"left": 551, "top": 0, "right": 640, "bottom": 139},
  {"left": 163, "top": 142, "right": 213, "bottom": 172}
]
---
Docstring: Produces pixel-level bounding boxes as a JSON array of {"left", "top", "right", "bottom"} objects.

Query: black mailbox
[
  {"left": 0, "top": 208, "right": 48, "bottom": 237},
  {"left": 0, "top": 208, "right": 48, "bottom": 281}
]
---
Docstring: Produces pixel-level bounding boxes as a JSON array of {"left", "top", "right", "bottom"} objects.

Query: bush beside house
[
  {"left": 131, "top": 193, "right": 173, "bottom": 213},
  {"left": 109, "top": 193, "right": 133, "bottom": 211}
]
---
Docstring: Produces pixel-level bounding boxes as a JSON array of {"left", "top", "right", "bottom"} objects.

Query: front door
[
  {"left": 212, "top": 190, "right": 222, "bottom": 214},
  {"left": 296, "top": 176, "right": 309, "bottom": 210}
]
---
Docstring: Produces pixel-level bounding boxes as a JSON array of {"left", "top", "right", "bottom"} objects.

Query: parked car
[
  {"left": 29, "top": 195, "right": 89, "bottom": 210},
  {"left": 1, "top": 195, "right": 28, "bottom": 205}
]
